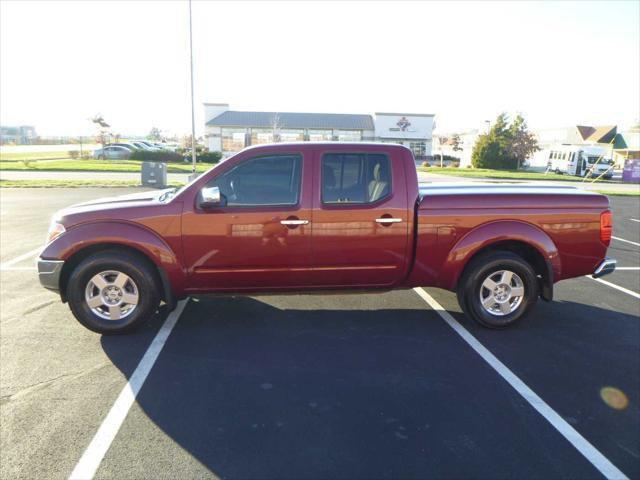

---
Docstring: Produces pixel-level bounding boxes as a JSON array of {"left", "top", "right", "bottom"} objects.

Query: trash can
[{"left": 141, "top": 162, "right": 167, "bottom": 188}]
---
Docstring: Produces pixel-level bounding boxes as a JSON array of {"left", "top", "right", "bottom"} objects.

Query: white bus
[{"left": 546, "top": 145, "right": 614, "bottom": 179}]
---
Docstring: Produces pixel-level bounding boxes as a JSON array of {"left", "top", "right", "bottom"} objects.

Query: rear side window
[
  {"left": 322, "top": 153, "right": 391, "bottom": 204},
  {"left": 207, "top": 154, "right": 302, "bottom": 206}
]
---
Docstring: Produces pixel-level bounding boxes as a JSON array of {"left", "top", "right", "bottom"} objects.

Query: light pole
[{"left": 188, "top": 0, "right": 197, "bottom": 178}]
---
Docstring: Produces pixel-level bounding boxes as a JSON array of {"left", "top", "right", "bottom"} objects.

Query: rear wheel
[
  {"left": 67, "top": 251, "right": 160, "bottom": 334},
  {"left": 457, "top": 251, "right": 539, "bottom": 329}
]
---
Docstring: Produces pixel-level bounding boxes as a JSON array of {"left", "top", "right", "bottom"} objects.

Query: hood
[
  {"left": 70, "top": 188, "right": 173, "bottom": 208},
  {"left": 53, "top": 188, "right": 176, "bottom": 224}
]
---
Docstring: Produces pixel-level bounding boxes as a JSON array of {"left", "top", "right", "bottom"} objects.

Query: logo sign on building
[{"left": 390, "top": 116, "right": 414, "bottom": 132}]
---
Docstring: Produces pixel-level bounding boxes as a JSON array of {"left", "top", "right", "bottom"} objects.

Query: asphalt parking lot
[{"left": 1, "top": 188, "right": 638, "bottom": 479}]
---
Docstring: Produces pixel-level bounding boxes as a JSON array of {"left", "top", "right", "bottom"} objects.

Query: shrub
[
  {"left": 197, "top": 151, "right": 222, "bottom": 164},
  {"left": 68, "top": 150, "right": 79, "bottom": 159},
  {"left": 422, "top": 161, "right": 430, "bottom": 167},
  {"left": 452, "top": 162, "right": 460, "bottom": 168},
  {"left": 81, "top": 151, "right": 92, "bottom": 159},
  {"left": 129, "top": 149, "right": 183, "bottom": 163}
]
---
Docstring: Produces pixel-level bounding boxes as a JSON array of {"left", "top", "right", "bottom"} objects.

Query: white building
[{"left": 204, "top": 103, "right": 434, "bottom": 160}]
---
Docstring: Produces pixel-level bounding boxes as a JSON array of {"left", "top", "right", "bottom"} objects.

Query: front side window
[
  {"left": 207, "top": 154, "right": 302, "bottom": 207},
  {"left": 322, "top": 153, "right": 391, "bottom": 204}
]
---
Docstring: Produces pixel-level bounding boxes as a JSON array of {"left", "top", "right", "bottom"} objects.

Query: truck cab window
[
  {"left": 206, "top": 154, "right": 302, "bottom": 206},
  {"left": 322, "top": 153, "right": 391, "bottom": 204}
]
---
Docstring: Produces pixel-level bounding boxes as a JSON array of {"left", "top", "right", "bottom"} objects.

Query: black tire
[
  {"left": 67, "top": 250, "right": 160, "bottom": 334},
  {"left": 457, "top": 251, "right": 539, "bottom": 329}
]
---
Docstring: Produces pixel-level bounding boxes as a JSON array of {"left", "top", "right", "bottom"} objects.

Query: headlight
[{"left": 46, "top": 219, "right": 66, "bottom": 244}]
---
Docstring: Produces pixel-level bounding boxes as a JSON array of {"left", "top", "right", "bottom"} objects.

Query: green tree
[
  {"left": 507, "top": 114, "right": 540, "bottom": 169},
  {"left": 471, "top": 113, "right": 538, "bottom": 170}
]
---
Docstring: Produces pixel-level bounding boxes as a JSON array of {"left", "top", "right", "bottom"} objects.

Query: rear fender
[
  {"left": 40, "top": 221, "right": 186, "bottom": 300},
  {"left": 442, "top": 220, "right": 561, "bottom": 297}
]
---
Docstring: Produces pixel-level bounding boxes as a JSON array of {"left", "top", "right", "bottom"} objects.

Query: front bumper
[
  {"left": 38, "top": 259, "right": 64, "bottom": 292},
  {"left": 592, "top": 258, "right": 616, "bottom": 278}
]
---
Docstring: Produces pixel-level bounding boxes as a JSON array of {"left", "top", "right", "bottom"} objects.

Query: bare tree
[
  {"left": 90, "top": 114, "right": 111, "bottom": 150},
  {"left": 271, "top": 113, "right": 282, "bottom": 143}
]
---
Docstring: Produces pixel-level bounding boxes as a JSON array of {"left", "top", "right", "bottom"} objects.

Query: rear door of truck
[{"left": 308, "top": 145, "right": 412, "bottom": 287}]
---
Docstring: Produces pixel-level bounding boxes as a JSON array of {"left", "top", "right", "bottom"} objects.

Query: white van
[{"left": 547, "top": 145, "right": 613, "bottom": 179}]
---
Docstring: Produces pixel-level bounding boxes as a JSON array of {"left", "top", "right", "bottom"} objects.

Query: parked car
[
  {"left": 130, "top": 141, "right": 159, "bottom": 151},
  {"left": 111, "top": 142, "right": 143, "bottom": 151},
  {"left": 39, "top": 143, "right": 615, "bottom": 334},
  {"left": 92, "top": 145, "right": 133, "bottom": 160},
  {"left": 132, "top": 140, "right": 162, "bottom": 151}
]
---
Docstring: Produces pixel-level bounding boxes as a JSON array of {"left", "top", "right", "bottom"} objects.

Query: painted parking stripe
[
  {"left": 629, "top": 219, "right": 640, "bottom": 223},
  {"left": 615, "top": 267, "right": 640, "bottom": 270},
  {"left": 69, "top": 299, "right": 189, "bottom": 480},
  {"left": 612, "top": 236, "right": 640, "bottom": 247},
  {"left": 0, "top": 266, "right": 37, "bottom": 271},
  {"left": 0, "top": 247, "right": 42, "bottom": 271},
  {"left": 413, "top": 287, "right": 629, "bottom": 480},
  {"left": 590, "top": 277, "right": 640, "bottom": 299}
]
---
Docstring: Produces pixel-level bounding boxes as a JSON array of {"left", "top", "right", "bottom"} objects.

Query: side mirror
[{"left": 199, "top": 186, "right": 225, "bottom": 209}]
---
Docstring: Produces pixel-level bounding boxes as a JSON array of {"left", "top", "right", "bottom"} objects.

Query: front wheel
[
  {"left": 67, "top": 250, "right": 160, "bottom": 334},
  {"left": 457, "top": 251, "right": 539, "bottom": 329}
]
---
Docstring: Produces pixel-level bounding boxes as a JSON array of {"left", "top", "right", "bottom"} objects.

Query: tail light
[{"left": 600, "top": 210, "right": 612, "bottom": 245}]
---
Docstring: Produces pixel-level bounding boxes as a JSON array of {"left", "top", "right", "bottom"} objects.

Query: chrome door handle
[
  {"left": 280, "top": 219, "right": 309, "bottom": 225},
  {"left": 375, "top": 218, "right": 402, "bottom": 223}
]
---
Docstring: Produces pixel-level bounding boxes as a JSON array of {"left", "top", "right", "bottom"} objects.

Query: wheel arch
[
  {"left": 444, "top": 220, "right": 560, "bottom": 301},
  {"left": 41, "top": 221, "right": 184, "bottom": 306}
]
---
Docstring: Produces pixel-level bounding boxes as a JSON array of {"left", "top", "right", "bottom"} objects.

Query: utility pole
[{"left": 188, "top": 0, "right": 197, "bottom": 178}]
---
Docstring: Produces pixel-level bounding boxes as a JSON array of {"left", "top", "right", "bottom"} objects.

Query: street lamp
[{"left": 188, "top": 0, "right": 197, "bottom": 179}]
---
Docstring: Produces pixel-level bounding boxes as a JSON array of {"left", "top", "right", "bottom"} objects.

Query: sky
[{"left": 1, "top": 0, "right": 639, "bottom": 137}]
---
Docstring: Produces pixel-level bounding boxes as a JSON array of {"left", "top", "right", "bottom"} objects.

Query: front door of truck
[
  {"left": 181, "top": 151, "right": 313, "bottom": 291},
  {"left": 309, "top": 148, "right": 411, "bottom": 287}
]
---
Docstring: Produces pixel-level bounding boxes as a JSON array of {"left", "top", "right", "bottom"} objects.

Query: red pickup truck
[{"left": 38, "top": 143, "right": 616, "bottom": 334}]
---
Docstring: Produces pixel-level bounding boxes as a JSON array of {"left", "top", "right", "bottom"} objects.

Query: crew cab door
[
  {"left": 309, "top": 147, "right": 411, "bottom": 287},
  {"left": 181, "top": 150, "right": 313, "bottom": 291}
]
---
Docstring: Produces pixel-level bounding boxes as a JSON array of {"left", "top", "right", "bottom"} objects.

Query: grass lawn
[
  {"left": 0, "top": 151, "right": 75, "bottom": 161},
  {"left": 0, "top": 179, "right": 186, "bottom": 188},
  {"left": 592, "top": 190, "right": 640, "bottom": 197},
  {"left": 419, "top": 167, "right": 617, "bottom": 183},
  {"left": 0, "top": 159, "right": 212, "bottom": 173}
]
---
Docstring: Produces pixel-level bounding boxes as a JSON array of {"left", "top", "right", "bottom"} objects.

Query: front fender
[
  {"left": 41, "top": 221, "right": 186, "bottom": 298},
  {"left": 440, "top": 220, "right": 561, "bottom": 291}
]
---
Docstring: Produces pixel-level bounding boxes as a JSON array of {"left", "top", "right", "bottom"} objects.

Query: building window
[
  {"left": 250, "top": 128, "right": 274, "bottom": 146},
  {"left": 221, "top": 128, "right": 246, "bottom": 152},
  {"left": 410, "top": 142, "right": 427, "bottom": 158},
  {"left": 279, "top": 129, "right": 304, "bottom": 143},
  {"left": 335, "top": 130, "right": 362, "bottom": 142},
  {"left": 308, "top": 129, "right": 333, "bottom": 142}
]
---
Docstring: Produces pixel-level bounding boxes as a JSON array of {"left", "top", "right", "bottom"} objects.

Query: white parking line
[
  {"left": 69, "top": 299, "right": 189, "bottom": 480},
  {"left": 590, "top": 277, "right": 640, "bottom": 299},
  {"left": 612, "top": 236, "right": 640, "bottom": 247},
  {"left": 0, "top": 247, "right": 42, "bottom": 271},
  {"left": 0, "top": 266, "right": 37, "bottom": 271},
  {"left": 413, "top": 287, "right": 629, "bottom": 480},
  {"left": 630, "top": 219, "right": 640, "bottom": 223},
  {"left": 615, "top": 267, "right": 640, "bottom": 270}
]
